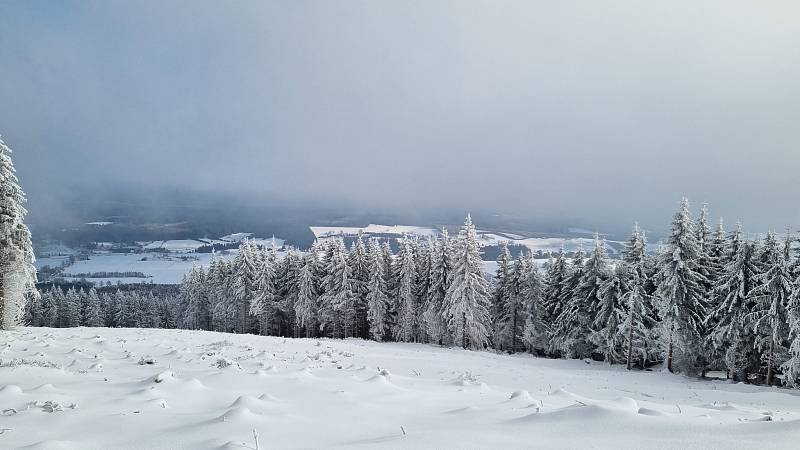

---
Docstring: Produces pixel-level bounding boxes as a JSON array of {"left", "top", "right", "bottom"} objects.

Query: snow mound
[{"left": 0, "top": 384, "right": 24, "bottom": 396}]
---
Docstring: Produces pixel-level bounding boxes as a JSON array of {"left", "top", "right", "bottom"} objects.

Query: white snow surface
[
  {"left": 60, "top": 253, "right": 234, "bottom": 284},
  {"left": 1, "top": 327, "right": 798, "bottom": 449}
]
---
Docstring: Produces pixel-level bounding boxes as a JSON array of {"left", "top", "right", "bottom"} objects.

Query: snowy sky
[{"left": 2, "top": 1, "right": 799, "bottom": 231}]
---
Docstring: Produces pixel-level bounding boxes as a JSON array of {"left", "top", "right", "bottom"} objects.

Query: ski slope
[{"left": 1, "top": 328, "right": 799, "bottom": 449}]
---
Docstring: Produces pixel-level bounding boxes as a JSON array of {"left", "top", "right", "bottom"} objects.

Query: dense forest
[{"left": 25, "top": 200, "right": 800, "bottom": 388}]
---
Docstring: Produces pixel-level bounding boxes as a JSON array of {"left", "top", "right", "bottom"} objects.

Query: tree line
[{"left": 25, "top": 201, "right": 800, "bottom": 388}]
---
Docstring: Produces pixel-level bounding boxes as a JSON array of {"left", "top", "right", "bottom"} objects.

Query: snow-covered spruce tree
[
  {"left": 365, "top": 239, "right": 391, "bottom": 341},
  {"left": 492, "top": 242, "right": 513, "bottom": 350},
  {"left": 621, "top": 222, "right": 660, "bottom": 366},
  {"left": 708, "top": 234, "right": 761, "bottom": 381},
  {"left": 591, "top": 262, "right": 627, "bottom": 363},
  {"left": 554, "top": 236, "right": 607, "bottom": 359},
  {"left": 103, "top": 292, "right": 118, "bottom": 328},
  {"left": 703, "top": 219, "right": 729, "bottom": 370},
  {"left": 500, "top": 253, "right": 528, "bottom": 353},
  {"left": 443, "top": 214, "right": 492, "bottom": 350},
  {"left": 250, "top": 247, "right": 277, "bottom": 335},
  {"left": 274, "top": 250, "right": 300, "bottom": 337},
  {"left": 39, "top": 286, "right": 58, "bottom": 327},
  {"left": 520, "top": 251, "right": 549, "bottom": 354},
  {"left": 380, "top": 240, "right": 398, "bottom": 335},
  {"left": 295, "top": 251, "right": 320, "bottom": 337},
  {"left": 0, "top": 137, "right": 37, "bottom": 329},
  {"left": 620, "top": 265, "right": 655, "bottom": 369},
  {"left": 83, "top": 288, "right": 104, "bottom": 327},
  {"left": 693, "top": 205, "right": 718, "bottom": 374},
  {"left": 747, "top": 232, "right": 792, "bottom": 385},
  {"left": 180, "top": 266, "right": 210, "bottom": 330},
  {"left": 348, "top": 237, "right": 370, "bottom": 339},
  {"left": 655, "top": 198, "right": 709, "bottom": 374},
  {"left": 783, "top": 280, "right": 800, "bottom": 387},
  {"left": 231, "top": 241, "right": 259, "bottom": 333},
  {"left": 423, "top": 228, "right": 452, "bottom": 345},
  {"left": 63, "top": 288, "right": 81, "bottom": 327},
  {"left": 542, "top": 248, "right": 569, "bottom": 352},
  {"left": 414, "top": 238, "right": 432, "bottom": 343},
  {"left": 24, "top": 288, "right": 41, "bottom": 326},
  {"left": 394, "top": 236, "right": 418, "bottom": 342},
  {"left": 319, "top": 238, "right": 356, "bottom": 338}
]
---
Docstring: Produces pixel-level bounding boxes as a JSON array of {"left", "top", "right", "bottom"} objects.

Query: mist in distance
[{"left": 2, "top": 1, "right": 799, "bottom": 235}]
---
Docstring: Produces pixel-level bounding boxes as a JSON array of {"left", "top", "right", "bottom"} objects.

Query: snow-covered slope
[{"left": 1, "top": 328, "right": 798, "bottom": 449}]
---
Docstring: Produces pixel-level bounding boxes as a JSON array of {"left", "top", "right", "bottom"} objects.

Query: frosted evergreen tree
[
  {"left": 0, "top": 136, "right": 37, "bottom": 329},
  {"left": 414, "top": 238, "right": 432, "bottom": 342},
  {"left": 319, "top": 238, "right": 355, "bottom": 338},
  {"left": 443, "top": 215, "right": 492, "bottom": 350},
  {"left": 703, "top": 219, "right": 729, "bottom": 369},
  {"left": 180, "top": 266, "right": 209, "bottom": 330},
  {"left": 520, "top": 252, "right": 549, "bottom": 354},
  {"left": 84, "top": 288, "right": 104, "bottom": 327},
  {"left": 394, "top": 236, "right": 419, "bottom": 342},
  {"left": 591, "top": 262, "right": 627, "bottom": 363},
  {"left": 295, "top": 251, "right": 320, "bottom": 337},
  {"left": 502, "top": 254, "right": 528, "bottom": 352},
  {"left": 655, "top": 198, "right": 709, "bottom": 374},
  {"left": 694, "top": 205, "right": 718, "bottom": 372},
  {"left": 63, "top": 288, "right": 81, "bottom": 327},
  {"left": 40, "top": 286, "right": 58, "bottom": 327},
  {"left": 620, "top": 222, "right": 659, "bottom": 364},
  {"left": 279, "top": 251, "right": 302, "bottom": 337},
  {"left": 708, "top": 235, "right": 761, "bottom": 380},
  {"left": 554, "top": 235, "right": 607, "bottom": 359},
  {"left": 24, "top": 288, "right": 41, "bottom": 326},
  {"left": 619, "top": 267, "right": 654, "bottom": 369},
  {"left": 622, "top": 223, "right": 647, "bottom": 265},
  {"left": 232, "top": 241, "right": 259, "bottom": 333},
  {"left": 423, "top": 228, "right": 452, "bottom": 345},
  {"left": 783, "top": 282, "right": 800, "bottom": 387},
  {"left": 250, "top": 247, "right": 277, "bottom": 335},
  {"left": 492, "top": 243, "right": 513, "bottom": 350},
  {"left": 747, "top": 232, "right": 792, "bottom": 385},
  {"left": 349, "top": 237, "right": 370, "bottom": 339},
  {"left": 104, "top": 293, "right": 118, "bottom": 327},
  {"left": 365, "top": 239, "right": 391, "bottom": 341},
  {"left": 542, "top": 248, "right": 569, "bottom": 326}
]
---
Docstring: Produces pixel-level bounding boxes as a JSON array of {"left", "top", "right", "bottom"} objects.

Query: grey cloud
[{"left": 1, "top": 0, "right": 799, "bottom": 233}]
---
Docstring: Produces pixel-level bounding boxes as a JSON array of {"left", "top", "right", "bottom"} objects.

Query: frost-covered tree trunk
[
  {"left": 443, "top": 215, "right": 491, "bottom": 350},
  {"left": 0, "top": 136, "right": 37, "bottom": 329}
]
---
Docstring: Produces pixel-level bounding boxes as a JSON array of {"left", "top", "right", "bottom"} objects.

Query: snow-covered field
[
  {"left": 2, "top": 328, "right": 799, "bottom": 449},
  {"left": 310, "top": 224, "right": 438, "bottom": 239},
  {"left": 57, "top": 253, "right": 229, "bottom": 285}
]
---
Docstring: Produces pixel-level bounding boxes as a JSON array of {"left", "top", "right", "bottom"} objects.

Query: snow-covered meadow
[{"left": 2, "top": 328, "right": 799, "bottom": 449}]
